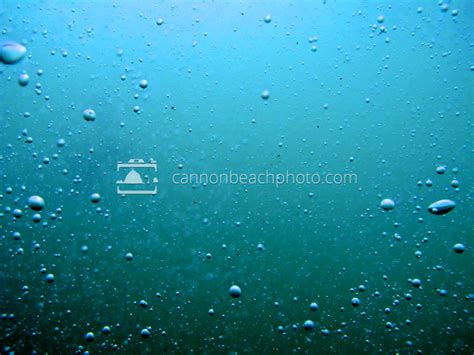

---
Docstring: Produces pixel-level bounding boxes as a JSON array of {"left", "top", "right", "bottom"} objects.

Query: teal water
[{"left": 1, "top": 1, "right": 473, "bottom": 353}]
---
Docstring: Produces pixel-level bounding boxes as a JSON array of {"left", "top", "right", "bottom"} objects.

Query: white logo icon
[{"left": 116, "top": 159, "right": 158, "bottom": 195}]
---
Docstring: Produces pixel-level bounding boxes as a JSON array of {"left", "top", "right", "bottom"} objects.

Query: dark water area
[{"left": 0, "top": 1, "right": 473, "bottom": 353}]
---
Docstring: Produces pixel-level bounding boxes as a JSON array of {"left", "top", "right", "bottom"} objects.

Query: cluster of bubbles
[
  {"left": 439, "top": 2, "right": 459, "bottom": 16},
  {"left": 0, "top": 4, "right": 469, "bottom": 353},
  {"left": 380, "top": 197, "right": 456, "bottom": 216},
  {"left": 308, "top": 36, "right": 318, "bottom": 52}
]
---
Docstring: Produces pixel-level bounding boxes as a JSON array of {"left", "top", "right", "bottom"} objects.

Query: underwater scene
[{"left": 0, "top": 0, "right": 473, "bottom": 354}]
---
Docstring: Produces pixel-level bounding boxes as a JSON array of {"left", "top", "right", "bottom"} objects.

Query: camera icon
[{"left": 116, "top": 159, "right": 158, "bottom": 195}]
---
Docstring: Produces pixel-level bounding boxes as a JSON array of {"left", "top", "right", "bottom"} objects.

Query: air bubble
[
  {"left": 28, "top": 195, "right": 45, "bottom": 211},
  {"left": 18, "top": 73, "right": 29, "bottom": 86},
  {"left": 428, "top": 199, "right": 456, "bottom": 215},
  {"left": 90, "top": 193, "right": 101, "bottom": 203},
  {"left": 85, "top": 332, "right": 95, "bottom": 342},
  {"left": 303, "top": 320, "right": 315, "bottom": 330},
  {"left": 380, "top": 198, "right": 395, "bottom": 211},
  {"left": 229, "top": 285, "right": 241, "bottom": 298},
  {"left": 453, "top": 243, "right": 465, "bottom": 254},
  {"left": 141, "top": 328, "right": 151, "bottom": 338},
  {"left": 83, "top": 109, "right": 96, "bottom": 122},
  {"left": 0, "top": 41, "right": 27, "bottom": 64}
]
